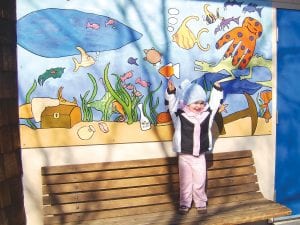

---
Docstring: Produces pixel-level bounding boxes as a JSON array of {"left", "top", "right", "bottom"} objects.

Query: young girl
[{"left": 165, "top": 80, "right": 223, "bottom": 214}]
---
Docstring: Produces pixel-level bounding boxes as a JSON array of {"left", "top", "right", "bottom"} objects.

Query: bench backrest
[{"left": 42, "top": 150, "right": 261, "bottom": 224}]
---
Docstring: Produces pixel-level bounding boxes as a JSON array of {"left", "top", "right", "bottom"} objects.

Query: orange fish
[
  {"left": 113, "top": 101, "right": 125, "bottom": 122},
  {"left": 158, "top": 63, "right": 180, "bottom": 79},
  {"left": 263, "top": 107, "right": 272, "bottom": 123},
  {"left": 260, "top": 90, "right": 272, "bottom": 105},
  {"left": 258, "top": 90, "right": 272, "bottom": 123}
]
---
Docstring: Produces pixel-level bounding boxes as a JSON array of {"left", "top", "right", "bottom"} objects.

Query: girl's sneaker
[
  {"left": 196, "top": 206, "right": 207, "bottom": 214},
  {"left": 178, "top": 205, "right": 190, "bottom": 215}
]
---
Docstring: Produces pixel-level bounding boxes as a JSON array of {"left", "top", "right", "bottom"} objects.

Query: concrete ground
[
  {"left": 241, "top": 221, "right": 270, "bottom": 225},
  {"left": 273, "top": 219, "right": 300, "bottom": 225},
  {"left": 241, "top": 218, "right": 300, "bottom": 225}
]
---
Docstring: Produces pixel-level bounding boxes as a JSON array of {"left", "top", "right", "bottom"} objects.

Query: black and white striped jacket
[{"left": 165, "top": 84, "right": 223, "bottom": 156}]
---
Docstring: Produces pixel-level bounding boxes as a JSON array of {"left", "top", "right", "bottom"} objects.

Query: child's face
[{"left": 188, "top": 101, "right": 206, "bottom": 113}]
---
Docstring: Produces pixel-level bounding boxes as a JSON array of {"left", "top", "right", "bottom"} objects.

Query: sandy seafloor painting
[
  {"left": 20, "top": 118, "right": 271, "bottom": 148},
  {"left": 17, "top": 0, "right": 274, "bottom": 148}
]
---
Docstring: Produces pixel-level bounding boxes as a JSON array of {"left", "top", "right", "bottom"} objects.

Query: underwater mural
[{"left": 17, "top": 0, "right": 274, "bottom": 148}]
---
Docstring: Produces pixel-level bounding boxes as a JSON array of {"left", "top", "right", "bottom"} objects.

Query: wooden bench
[{"left": 41, "top": 150, "right": 291, "bottom": 225}]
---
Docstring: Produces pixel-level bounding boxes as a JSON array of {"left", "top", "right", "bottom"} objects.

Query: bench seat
[{"left": 41, "top": 150, "right": 291, "bottom": 225}]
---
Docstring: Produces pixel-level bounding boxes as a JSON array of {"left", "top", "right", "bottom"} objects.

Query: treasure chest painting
[
  {"left": 17, "top": 0, "right": 274, "bottom": 148},
  {"left": 41, "top": 105, "right": 81, "bottom": 129}
]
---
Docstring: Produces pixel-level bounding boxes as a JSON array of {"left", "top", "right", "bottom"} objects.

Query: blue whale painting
[{"left": 17, "top": 8, "right": 143, "bottom": 58}]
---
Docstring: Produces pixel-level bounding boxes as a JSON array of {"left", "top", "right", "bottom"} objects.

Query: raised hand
[{"left": 168, "top": 79, "right": 176, "bottom": 92}]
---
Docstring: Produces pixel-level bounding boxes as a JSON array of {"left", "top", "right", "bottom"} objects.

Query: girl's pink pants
[{"left": 178, "top": 153, "right": 207, "bottom": 208}]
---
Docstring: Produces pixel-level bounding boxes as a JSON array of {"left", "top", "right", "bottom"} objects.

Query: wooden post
[{"left": 0, "top": 0, "right": 26, "bottom": 224}]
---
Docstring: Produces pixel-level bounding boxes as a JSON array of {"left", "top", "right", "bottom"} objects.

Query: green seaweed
[
  {"left": 87, "top": 92, "right": 115, "bottom": 121},
  {"left": 131, "top": 91, "right": 143, "bottom": 122},
  {"left": 87, "top": 73, "right": 98, "bottom": 102},
  {"left": 143, "top": 81, "right": 162, "bottom": 125},
  {"left": 24, "top": 80, "right": 37, "bottom": 129},
  {"left": 80, "top": 90, "right": 90, "bottom": 121},
  {"left": 80, "top": 73, "right": 99, "bottom": 121},
  {"left": 112, "top": 73, "right": 132, "bottom": 106},
  {"left": 103, "top": 95, "right": 115, "bottom": 121},
  {"left": 102, "top": 63, "right": 143, "bottom": 124}
]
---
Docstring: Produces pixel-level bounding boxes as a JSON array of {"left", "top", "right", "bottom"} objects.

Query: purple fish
[
  {"left": 128, "top": 57, "right": 139, "bottom": 66},
  {"left": 214, "top": 16, "right": 240, "bottom": 34}
]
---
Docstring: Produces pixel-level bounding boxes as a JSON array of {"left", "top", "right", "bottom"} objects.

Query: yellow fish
[
  {"left": 72, "top": 46, "right": 95, "bottom": 72},
  {"left": 172, "top": 16, "right": 210, "bottom": 51}
]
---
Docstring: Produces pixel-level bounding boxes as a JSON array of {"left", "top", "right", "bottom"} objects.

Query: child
[{"left": 165, "top": 80, "right": 223, "bottom": 214}]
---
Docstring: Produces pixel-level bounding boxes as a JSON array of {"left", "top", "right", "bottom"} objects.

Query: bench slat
[
  {"left": 43, "top": 198, "right": 290, "bottom": 225},
  {"left": 42, "top": 157, "right": 254, "bottom": 185},
  {"left": 208, "top": 165, "right": 256, "bottom": 179},
  {"left": 43, "top": 191, "right": 263, "bottom": 216},
  {"left": 43, "top": 173, "right": 257, "bottom": 197},
  {"left": 44, "top": 202, "right": 177, "bottom": 224},
  {"left": 41, "top": 157, "right": 178, "bottom": 175},
  {"left": 43, "top": 174, "right": 179, "bottom": 194},
  {"left": 208, "top": 174, "right": 257, "bottom": 188},
  {"left": 42, "top": 165, "right": 178, "bottom": 185},
  {"left": 208, "top": 183, "right": 259, "bottom": 197},
  {"left": 84, "top": 201, "right": 290, "bottom": 225},
  {"left": 205, "top": 150, "right": 252, "bottom": 161},
  {"left": 42, "top": 166, "right": 256, "bottom": 194},
  {"left": 43, "top": 182, "right": 259, "bottom": 205},
  {"left": 43, "top": 183, "right": 179, "bottom": 205},
  {"left": 207, "top": 157, "right": 253, "bottom": 170},
  {"left": 41, "top": 150, "right": 252, "bottom": 175},
  {"left": 44, "top": 193, "right": 177, "bottom": 215},
  {"left": 88, "top": 203, "right": 289, "bottom": 225}
]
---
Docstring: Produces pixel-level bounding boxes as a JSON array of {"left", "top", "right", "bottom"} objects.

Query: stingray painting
[
  {"left": 193, "top": 72, "right": 263, "bottom": 98},
  {"left": 17, "top": 8, "right": 143, "bottom": 58}
]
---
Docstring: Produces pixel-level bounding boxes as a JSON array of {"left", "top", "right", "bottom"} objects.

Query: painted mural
[{"left": 17, "top": 0, "right": 274, "bottom": 148}]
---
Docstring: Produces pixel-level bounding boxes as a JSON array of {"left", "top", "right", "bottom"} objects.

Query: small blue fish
[
  {"left": 127, "top": 57, "right": 139, "bottom": 66},
  {"left": 242, "top": 3, "right": 263, "bottom": 17}
]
